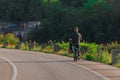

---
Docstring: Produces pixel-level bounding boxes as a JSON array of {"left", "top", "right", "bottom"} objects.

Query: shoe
[{"left": 74, "top": 57, "right": 77, "bottom": 62}]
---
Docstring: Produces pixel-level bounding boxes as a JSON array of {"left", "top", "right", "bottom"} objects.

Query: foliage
[
  {"left": 0, "top": 34, "right": 4, "bottom": 43},
  {"left": 99, "top": 41, "right": 120, "bottom": 53},
  {"left": 0, "top": 0, "right": 42, "bottom": 21},
  {"left": 4, "top": 33, "right": 19, "bottom": 44},
  {"left": 56, "top": 42, "right": 69, "bottom": 50},
  {"left": 20, "top": 42, "right": 28, "bottom": 50},
  {"left": 97, "top": 51, "right": 111, "bottom": 64},
  {"left": 0, "top": 33, "right": 19, "bottom": 45},
  {"left": 26, "top": 0, "right": 120, "bottom": 44},
  {"left": 79, "top": 42, "right": 98, "bottom": 60},
  {"left": 0, "top": 0, "right": 119, "bottom": 43}
]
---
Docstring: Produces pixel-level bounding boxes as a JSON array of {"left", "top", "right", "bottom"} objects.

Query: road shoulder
[
  {"left": 0, "top": 58, "right": 13, "bottom": 80},
  {"left": 77, "top": 59, "right": 120, "bottom": 80}
]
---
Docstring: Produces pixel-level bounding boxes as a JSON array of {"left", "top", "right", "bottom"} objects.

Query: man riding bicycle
[{"left": 69, "top": 27, "right": 82, "bottom": 61}]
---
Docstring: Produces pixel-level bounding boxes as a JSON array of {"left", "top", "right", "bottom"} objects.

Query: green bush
[
  {"left": 80, "top": 42, "right": 98, "bottom": 60},
  {"left": 4, "top": 33, "right": 19, "bottom": 45},
  {"left": 97, "top": 51, "right": 112, "bottom": 64},
  {"left": 20, "top": 43, "right": 28, "bottom": 50},
  {"left": 84, "top": 54, "right": 95, "bottom": 60},
  {"left": 57, "top": 42, "right": 69, "bottom": 50},
  {"left": 0, "top": 34, "right": 4, "bottom": 43}
]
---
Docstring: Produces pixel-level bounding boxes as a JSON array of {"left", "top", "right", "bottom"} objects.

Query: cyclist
[{"left": 69, "top": 27, "right": 82, "bottom": 61}]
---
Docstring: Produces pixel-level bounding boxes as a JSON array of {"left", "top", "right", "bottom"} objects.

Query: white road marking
[
  {"left": 0, "top": 57, "right": 17, "bottom": 80},
  {"left": 69, "top": 62, "right": 110, "bottom": 80}
]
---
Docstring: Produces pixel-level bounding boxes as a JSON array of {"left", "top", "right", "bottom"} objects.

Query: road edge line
[
  {"left": 0, "top": 57, "right": 17, "bottom": 80},
  {"left": 69, "top": 62, "right": 110, "bottom": 80}
]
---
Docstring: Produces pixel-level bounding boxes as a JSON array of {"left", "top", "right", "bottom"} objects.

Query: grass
[
  {"left": 113, "top": 63, "right": 120, "bottom": 68},
  {"left": 97, "top": 51, "right": 112, "bottom": 64}
]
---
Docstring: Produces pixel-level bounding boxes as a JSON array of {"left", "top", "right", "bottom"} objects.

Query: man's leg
[
  {"left": 72, "top": 46, "right": 75, "bottom": 60},
  {"left": 72, "top": 46, "right": 77, "bottom": 61},
  {"left": 76, "top": 45, "right": 80, "bottom": 60}
]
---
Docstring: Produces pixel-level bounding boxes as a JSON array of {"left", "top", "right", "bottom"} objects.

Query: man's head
[{"left": 74, "top": 27, "right": 78, "bottom": 32}]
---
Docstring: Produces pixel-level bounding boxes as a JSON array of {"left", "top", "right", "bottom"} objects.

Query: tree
[
  {"left": 28, "top": 0, "right": 42, "bottom": 21},
  {"left": 0, "top": 0, "right": 120, "bottom": 43}
]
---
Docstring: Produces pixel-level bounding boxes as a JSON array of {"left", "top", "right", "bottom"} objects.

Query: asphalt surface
[
  {"left": 0, "top": 48, "right": 116, "bottom": 80},
  {"left": 0, "top": 58, "right": 12, "bottom": 80},
  {"left": 77, "top": 59, "right": 120, "bottom": 80}
]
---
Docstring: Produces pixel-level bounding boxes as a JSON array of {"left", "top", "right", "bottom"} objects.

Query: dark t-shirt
[{"left": 69, "top": 31, "right": 82, "bottom": 46}]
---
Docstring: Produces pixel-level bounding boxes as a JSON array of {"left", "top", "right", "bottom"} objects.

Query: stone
[
  {"left": 3, "top": 42, "right": 8, "bottom": 48},
  {"left": 111, "top": 50, "right": 120, "bottom": 64},
  {"left": 15, "top": 42, "right": 21, "bottom": 49},
  {"left": 54, "top": 44, "right": 59, "bottom": 52},
  {"left": 41, "top": 44, "right": 47, "bottom": 49}
]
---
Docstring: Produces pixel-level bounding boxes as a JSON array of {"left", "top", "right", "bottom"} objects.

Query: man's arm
[
  {"left": 78, "top": 33, "right": 82, "bottom": 41},
  {"left": 80, "top": 33, "right": 82, "bottom": 41}
]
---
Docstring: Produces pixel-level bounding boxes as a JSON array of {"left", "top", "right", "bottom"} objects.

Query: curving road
[{"left": 0, "top": 48, "right": 108, "bottom": 80}]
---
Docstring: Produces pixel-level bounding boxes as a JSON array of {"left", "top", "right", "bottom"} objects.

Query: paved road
[
  {"left": 0, "top": 58, "right": 12, "bottom": 80},
  {"left": 0, "top": 48, "right": 109, "bottom": 80}
]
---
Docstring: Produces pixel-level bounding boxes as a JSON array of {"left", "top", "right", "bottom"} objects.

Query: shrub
[
  {"left": 20, "top": 43, "right": 28, "bottom": 50},
  {"left": 57, "top": 42, "right": 69, "bottom": 50},
  {"left": 4, "top": 33, "right": 19, "bottom": 45},
  {"left": 97, "top": 51, "right": 112, "bottom": 64},
  {"left": 80, "top": 42, "right": 98, "bottom": 60},
  {"left": 0, "top": 34, "right": 4, "bottom": 43},
  {"left": 84, "top": 53, "right": 95, "bottom": 60}
]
